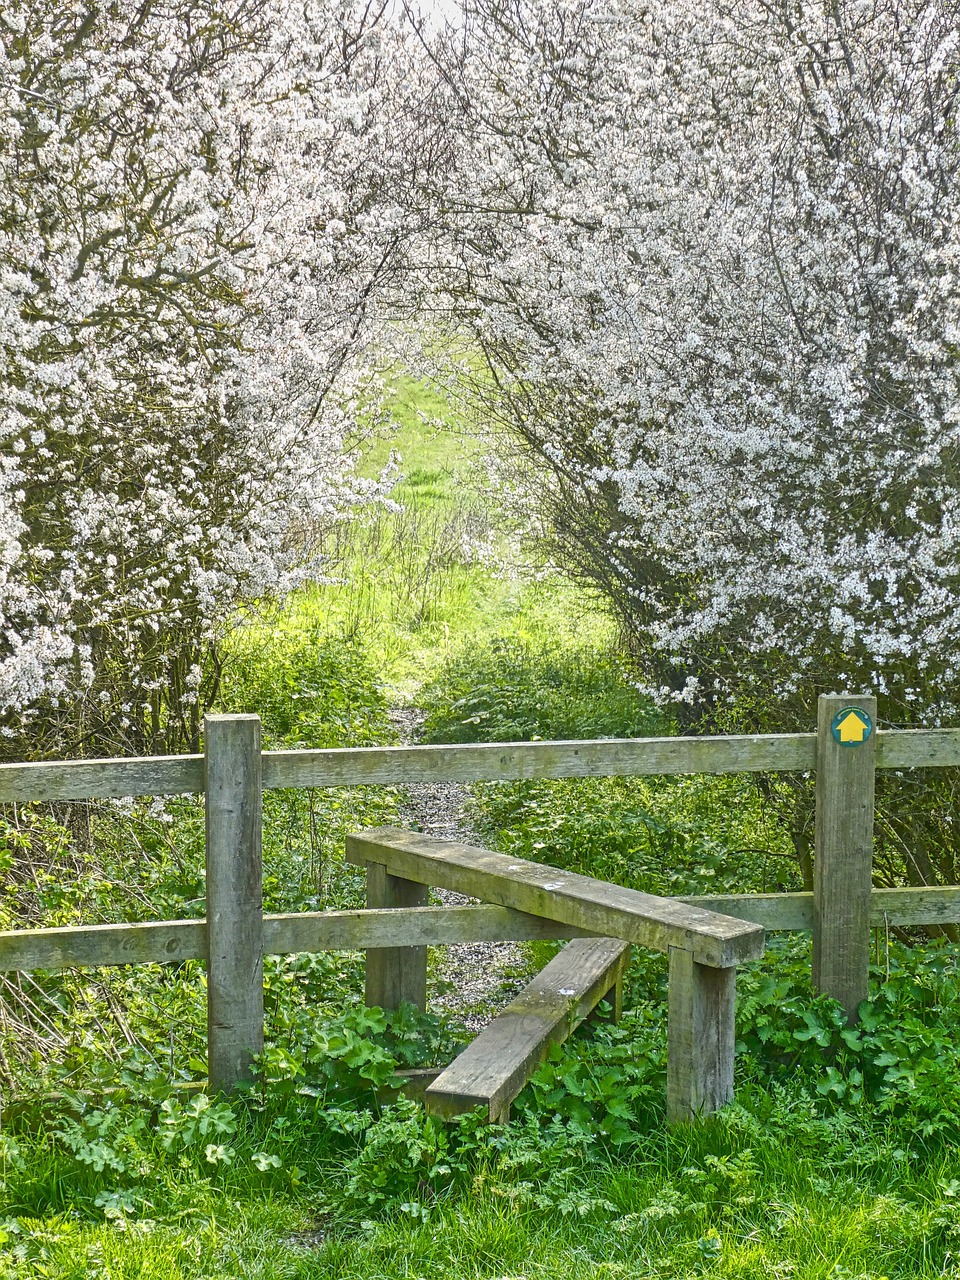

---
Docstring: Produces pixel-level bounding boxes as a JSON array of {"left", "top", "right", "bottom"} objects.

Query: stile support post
[
  {"left": 666, "top": 946, "right": 735, "bottom": 1124},
  {"left": 204, "top": 714, "right": 263, "bottom": 1094},
  {"left": 364, "top": 862, "right": 428, "bottom": 1012},
  {"left": 813, "top": 692, "right": 877, "bottom": 1021}
]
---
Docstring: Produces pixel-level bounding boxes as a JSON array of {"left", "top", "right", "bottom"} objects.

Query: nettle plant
[
  {"left": 426, "top": 0, "right": 960, "bottom": 883},
  {"left": 0, "top": 0, "right": 440, "bottom": 759}
]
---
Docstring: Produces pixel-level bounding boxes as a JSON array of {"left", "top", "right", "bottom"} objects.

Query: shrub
[
  {"left": 470, "top": 773, "right": 799, "bottom": 898},
  {"left": 737, "top": 936, "right": 960, "bottom": 1141},
  {"left": 217, "top": 626, "right": 393, "bottom": 749},
  {"left": 420, "top": 637, "right": 663, "bottom": 744}
]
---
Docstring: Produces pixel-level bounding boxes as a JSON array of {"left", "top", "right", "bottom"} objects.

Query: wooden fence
[{"left": 1, "top": 692, "right": 958, "bottom": 1122}]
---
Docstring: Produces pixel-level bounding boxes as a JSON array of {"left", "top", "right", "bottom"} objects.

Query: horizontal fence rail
[
  {"left": 0, "top": 906, "right": 591, "bottom": 973},
  {"left": 6, "top": 888, "right": 958, "bottom": 975},
  {"left": 4, "top": 727, "right": 960, "bottom": 802},
  {"left": 681, "top": 887, "right": 960, "bottom": 932}
]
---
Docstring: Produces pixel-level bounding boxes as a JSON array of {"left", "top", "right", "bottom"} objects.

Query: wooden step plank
[
  {"left": 424, "top": 937, "right": 632, "bottom": 1123},
  {"left": 347, "top": 827, "right": 764, "bottom": 967}
]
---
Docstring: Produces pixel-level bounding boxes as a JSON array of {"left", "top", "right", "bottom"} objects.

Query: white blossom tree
[
  {"left": 0, "top": 0, "right": 437, "bottom": 757},
  {"left": 425, "top": 0, "right": 960, "bottom": 884}
]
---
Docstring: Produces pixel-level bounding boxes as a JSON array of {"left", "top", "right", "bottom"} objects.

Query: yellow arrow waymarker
[
  {"left": 837, "top": 713, "right": 867, "bottom": 742},
  {"left": 831, "top": 707, "right": 873, "bottom": 746}
]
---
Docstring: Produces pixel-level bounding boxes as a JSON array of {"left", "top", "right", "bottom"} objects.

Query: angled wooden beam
[{"left": 346, "top": 828, "right": 764, "bottom": 968}]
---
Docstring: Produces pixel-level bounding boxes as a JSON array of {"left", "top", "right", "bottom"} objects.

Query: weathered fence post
[
  {"left": 204, "top": 714, "right": 263, "bottom": 1093},
  {"left": 666, "top": 946, "right": 736, "bottom": 1124},
  {"left": 813, "top": 692, "right": 876, "bottom": 1021},
  {"left": 364, "top": 862, "right": 428, "bottom": 1012}
]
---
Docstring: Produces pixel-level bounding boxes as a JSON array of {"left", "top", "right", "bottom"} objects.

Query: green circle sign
[{"left": 831, "top": 707, "right": 873, "bottom": 747}]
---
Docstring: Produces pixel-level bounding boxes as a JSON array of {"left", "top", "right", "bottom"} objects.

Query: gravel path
[{"left": 388, "top": 709, "right": 531, "bottom": 1031}]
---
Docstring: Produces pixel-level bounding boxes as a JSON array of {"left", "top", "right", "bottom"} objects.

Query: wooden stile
[
  {"left": 205, "top": 715, "right": 264, "bottom": 1094},
  {"left": 350, "top": 828, "right": 760, "bottom": 1125}
]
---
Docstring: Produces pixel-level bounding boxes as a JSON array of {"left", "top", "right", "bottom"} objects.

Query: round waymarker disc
[{"left": 830, "top": 707, "right": 873, "bottom": 747}]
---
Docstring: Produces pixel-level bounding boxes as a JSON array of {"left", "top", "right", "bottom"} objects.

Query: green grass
[
  {"left": 359, "top": 375, "right": 484, "bottom": 481},
  {"left": 243, "top": 376, "right": 617, "bottom": 697},
  {"left": 4, "top": 1086, "right": 960, "bottom": 1279},
  {"left": 9, "top": 929, "right": 960, "bottom": 1276}
]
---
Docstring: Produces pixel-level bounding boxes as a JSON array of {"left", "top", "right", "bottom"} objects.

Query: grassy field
[
  {"left": 249, "top": 375, "right": 615, "bottom": 698},
  {"left": 3, "top": 380, "right": 960, "bottom": 1279},
  {"left": 5, "top": 1048, "right": 960, "bottom": 1278}
]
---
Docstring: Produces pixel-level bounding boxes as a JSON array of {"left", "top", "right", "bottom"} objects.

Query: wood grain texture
[
  {"left": 204, "top": 715, "right": 263, "bottom": 1094},
  {"left": 364, "top": 863, "right": 428, "bottom": 1012},
  {"left": 679, "top": 893, "right": 814, "bottom": 930},
  {"left": 0, "top": 906, "right": 594, "bottom": 973},
  {"left": 0, "top": 919, "right": 207, "bottom": 970},
  {"left": 667, "top": 946, "right": 735, "bottom": 1124},
  {"left": 346, "top": 828, "right": 765, "bottom": 967},
  {"left": 682, "top": 887, "right": 960, "bottom": 931},
  {"left": 263, "top": 904, "right": 592, "bottom": 951},
  {"left": 7, "top": 886, "right": 960, "bottom": 975},
  {"left": 424, "top": 937, "right": 631, "bottom": 1122},
  {"left": 876, "top": 729, "right": 960, "bottom": 769},
  {"left": 0, "top": 754, "right": 203, "bottom": 801},
  {"left": 866, "top": 886, "right": 960, "bottom": 925},
  {"left": 263, "top": 734, "right": 816, "bottom": 788},
  {"left": 813, "top": 694, "right": 877, "bottom": 1021},
  {"left": 2, "top": 726, "right": 960, "bottom": 807}
]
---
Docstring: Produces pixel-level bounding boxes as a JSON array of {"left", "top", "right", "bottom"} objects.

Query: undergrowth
[
  {"left": 421, "top": 636, "right": 799, "bottom": 898},
  {"left": 419, "top": 636, "right": 662, "bottom": 743},
  {"left": 0, "top": 630, "right": 398, "bottom": 1092},
  {"left": 5, "top": 939, "right": 960, "bottom": 1276}
]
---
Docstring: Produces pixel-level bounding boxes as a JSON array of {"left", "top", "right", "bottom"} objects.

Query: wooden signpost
[{"left": 813, "top": 694, "right": 876, "bottom": 1020}]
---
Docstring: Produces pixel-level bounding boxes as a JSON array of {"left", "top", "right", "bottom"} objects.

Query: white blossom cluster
[
  {"left": 0, "top": 1, "right": 428, "bottom": 755},
  {"left": 430, "top": 0, "right": 960, "bottom": 727}
]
